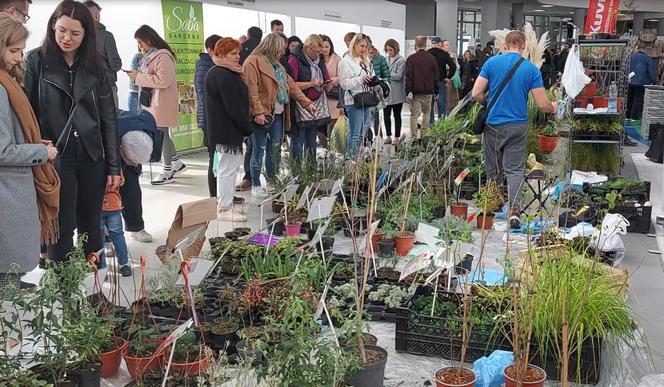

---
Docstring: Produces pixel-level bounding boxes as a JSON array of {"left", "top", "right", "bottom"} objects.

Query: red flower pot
[
  {"left": 476, "top": 213, "right": 494, "bottom": 230},
  {"left": 394, "top": 232, "right": 416, "bottom": 256},
  {"left": 537, "top": 134, "right": 560, "bottom": 153},
  {"left": 582, "top": 83, "right": 597, "bottom": 98},
  {"left": 450, "top": 202, "right": 469, "bottom": 219},
  {"left": 591, "top": 96, "right": 608, "bottom": 108},
  {"left": 371, "top": 229, "right": 384, "bottom": 252},
  {"left": 285, "top": 223, "right": 302, "bottom": 236},
  {"left": 122, "top": 350, "right": 161, "bottom": 379},
  {"left": 503, "top": 364, "right": 546, "bottom": 387},
  {"left": 100, "top": 337, "right": 127, "bottom": 379},
  {"left": 435, "top": 366, "right": 477, "bottom": 387},
  {"left": 163, "top": 347, "right": 212, "bottom": 376}
]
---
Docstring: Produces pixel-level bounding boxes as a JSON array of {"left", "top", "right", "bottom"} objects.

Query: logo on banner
[
  {"left": 584, "top": 0, "right": 620, "bottom": 34},
  {"left": 166, "top": 5, "right": 201, "bottom": 33}
]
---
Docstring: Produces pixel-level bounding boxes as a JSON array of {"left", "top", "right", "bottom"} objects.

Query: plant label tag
[
  {"left": 297, "top": 186, "right": 312, "bottom": 209},
  {"left": 376, "top": 171, "right": 389, "bottom": 190},
  {"left": 166, "top": 319, "right": 193, "bottom": 342},
  {"left": 442, "top": 154, "right": 454, "bottom": 171},
  {"left": 284, "top": 184, "right": 299, "bottom": 202},
  {"left": 399, "top": 249, "right": 433, "bottom": 281},
  {"left": 415, "top": 222, "right": 440, "bottom": 247},
  {"left": 454, "top": 169, "right": 469, "bottom": 186},
  {"left": 314, "top": 276, "right": 333, "bottom": 320},
  {"left": 424, "top": 265, "right": 446, "bottom": 286},
  {"left": 306, "top": 196, "right": 336, "bottom": 222},
  {"left": 330, "top": 177, "right": 344, "bottom": 196}
]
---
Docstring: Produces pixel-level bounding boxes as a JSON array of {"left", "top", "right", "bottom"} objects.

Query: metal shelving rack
[{"left": 567, "top": 39, "right": 630, "bottom": 176}]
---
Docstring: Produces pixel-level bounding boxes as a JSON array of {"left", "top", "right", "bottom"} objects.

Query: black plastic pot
[
  {"left": 271, "top": 201, "right": 285, "bottom": 214},
  {"left": 235, "top": 340, "right": 264, "bottom": 363},
  {"left": 344, "top": 345, "right": 388, "bottom": 387},
  {"left": 265, "top": 218, "right": 286, "bottom": 236},
  {"left": 377, "top": 239, "right": 395, "bottom": 256},
  {"left": 434, "top": 206, "right": 446, "bottom": 219},
  {"left": 71, "top": 363, "right": 101, "bottom": 387},
  {"left": 315, "top": 236, "right": 335, "bottom": 251}
]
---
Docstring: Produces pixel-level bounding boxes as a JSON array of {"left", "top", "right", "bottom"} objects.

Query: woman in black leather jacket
[{"left": 24, "top": 0, "right": 120, "bottom": 263}]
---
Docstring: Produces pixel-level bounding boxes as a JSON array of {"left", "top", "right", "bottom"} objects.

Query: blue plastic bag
[{"left": 473, "top": 350, "right": 513, "bottom": 387}]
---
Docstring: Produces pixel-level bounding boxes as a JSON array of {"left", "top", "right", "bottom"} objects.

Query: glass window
[{"left": 295, "top": 17, "right": 360, "bottom": 58}]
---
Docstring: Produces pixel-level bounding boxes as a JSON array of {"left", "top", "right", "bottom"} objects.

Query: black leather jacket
[{"left": 24, "top": 48, "right": 120, "bottom": 175}]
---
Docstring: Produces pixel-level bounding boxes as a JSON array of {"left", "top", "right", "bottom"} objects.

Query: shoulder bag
[
  {"left": 139, "top": 86, "right": 153, "bottom": 107},
  {"left": 472, "top": 57, "right": 525, "bottom": 135},
  {"left": 349, "top": 62, "right": 379, "bottom": 108},
  {"left": 296, "top": 92, "right": 331, "bottom": 129}
]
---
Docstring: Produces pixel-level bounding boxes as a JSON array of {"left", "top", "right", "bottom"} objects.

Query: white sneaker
[
  {"left": 251, "top": 186, "right": 269, "bottom": 198},
  {"left": 172, "top": 160, "right": 187, "bottom": 175},
  {"left": 151, "top": 172, "right": 174, "bottom": 185},
  {"left": 217, "top": 208, "right": 247, "bottom": 222},
  {"left": 131, "top": 229, "right": 153, "bottom": 243}
]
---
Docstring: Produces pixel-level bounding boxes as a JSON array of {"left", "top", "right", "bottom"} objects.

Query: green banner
[{"left": 161, "top": 0, "right": 204, "bottom": 151}]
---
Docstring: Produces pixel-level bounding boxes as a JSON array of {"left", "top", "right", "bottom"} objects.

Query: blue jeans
[
  {"left": 100, "top": 210, "right": 129, "bottom": 268},
  {"left": 345, "top": 105, "right": 372, "bottom": 156},
  {"left": 430, "top": 80, "right": 448, "bottom": 126},
  {"left": 290, "top": 125, "right": 318, "bottom": 166},
  {"left": 128, "top": 91, "right": 140, "bottom": 114},
  {"left": 250, "top": 113, "right": 284, "bottom": 187}
]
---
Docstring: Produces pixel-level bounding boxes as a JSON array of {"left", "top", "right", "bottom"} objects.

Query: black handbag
[
  {"left": 350, "top": 63, "right": 379, "bottom": 108},
  {"left": 251, "top": 114, "right": 274, "bottom": 133},
  {"left": 139, "top": 87, "right": 153, "bottom": 107},
  {"left": 473, "top": 57, "right": 525, "bottom": 135}
]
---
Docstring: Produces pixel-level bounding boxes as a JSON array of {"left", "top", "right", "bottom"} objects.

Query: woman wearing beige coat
[
  {"left": 128, "top": 25, "right": 182, "bottom": 185},
  {"left": 243, "top": 33, "right": 314, "bottom": 198}
]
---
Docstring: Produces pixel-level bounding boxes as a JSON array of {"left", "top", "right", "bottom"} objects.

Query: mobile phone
[
  {"left": 121, "top": 69, "right": 131, "bottom": 73},
  {"left": 324, "top": 79, "right": 332, "bottom": 85}
]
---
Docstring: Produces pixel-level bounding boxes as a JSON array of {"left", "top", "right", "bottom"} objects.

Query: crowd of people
[{"left": 0, "top": 0, "right": 567, "bottom": 288}]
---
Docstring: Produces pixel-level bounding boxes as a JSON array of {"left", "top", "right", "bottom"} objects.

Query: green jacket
[{"left": 372, "top": 54, "right": 390, "bottom": 80}]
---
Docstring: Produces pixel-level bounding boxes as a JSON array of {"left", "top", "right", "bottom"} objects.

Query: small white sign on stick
[
  {"left": 306, "top": 196, "right": 336, "bottom": 223},
  {"left": 296, "top": 186, "right": 312, "bottom": 209},
  {"left": 415, "top": 222, "right": 441, "bottom": 247},
  {"left": 399, "top": 251, "right": 433, "bottom": 282}
]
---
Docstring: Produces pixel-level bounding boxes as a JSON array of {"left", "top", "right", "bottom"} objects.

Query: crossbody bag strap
[{"left": 486, "top": 56, "right": 525, "bottom": 113}]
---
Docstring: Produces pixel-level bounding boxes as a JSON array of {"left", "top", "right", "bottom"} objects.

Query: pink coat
[
  {"left": 325, "top": 53, "right": 342, "bottom": 120},
  {"left": 135, "top": 50, "right": 178, "bottom": 128}
]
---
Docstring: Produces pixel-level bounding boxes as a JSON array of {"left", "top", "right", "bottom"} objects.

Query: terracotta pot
[
  {"left": 435, "top": 366, "right": 477, "bottom": 387},
  {"left": 285, "top": 223, "right": 302, "bottom": 236},
  {"left": 450, "top": 202, "right": 469, "bottom": 219},
  {"left": 575, "top": 97, "right": 589, "bottom": 108},
  {"left": 394, "top": 232, "right": 416, "bottom": 256},
  {"left": 100, "top": 337, "right": 127, "bottom": 378},
  {"left": 582, "top": 83, "right": 597, "bottom": 98},
  {"left": 476, "top": 213, "right": 494, "bottom": 230},
  {"left": 164, "top": 347, "right": 212, "bottom": 376},
  {"left": 371, "top": 229, "right": 384, "bottom": 252},
  {"left": 122, "top": 346, "right": 162, "bottom": 379},
  {"left": 591, "top": 96, "right": 608, "bottom": 108},
  {"left": 537, "top": 134, "right": 560, "bottom": 153},
  {"left": 503, "top": 364, "right": 546, "bottom": 387}
]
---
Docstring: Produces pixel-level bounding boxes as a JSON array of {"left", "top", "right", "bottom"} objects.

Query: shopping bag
[
  {"left": 561, "top": 44, "right": 591, "bottom": 99},
  {"left": 452, "top": 69, "right": 462, "bottom": 89},
  {"left": 591, "top": 213, "right": 628, "bottom": 253},
  {"left": 330, "top": 114, "right": 348, "bottom": 154},
  {"left": 213, "top": 151, "right": 220, "bottom": 178}
]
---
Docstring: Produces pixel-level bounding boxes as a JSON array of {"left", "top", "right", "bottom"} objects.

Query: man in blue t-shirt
[{"left": 472, "top": 31, "right": 556, "bottom": 229}]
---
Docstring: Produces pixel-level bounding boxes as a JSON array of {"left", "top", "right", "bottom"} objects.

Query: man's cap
[{"left": 431, "top": 37, "right": 443, "bottom": 44}]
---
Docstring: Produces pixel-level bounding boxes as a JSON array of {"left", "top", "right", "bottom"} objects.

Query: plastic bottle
[{"left": 608, "top": 81, "right": 618, "bottom": 113}]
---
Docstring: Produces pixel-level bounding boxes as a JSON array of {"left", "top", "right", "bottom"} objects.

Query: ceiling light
[
  {"left": 648, "top": 19, "right": 659, "bottom": 22},
  {"left": 534, "top": 9, "right": 544, "bottom": 12},
  {"left": 542, "top": 4, "right": 554, "bottom": 7},
  {"left": 570, "top": 11, "right": 575, "bottom": 14}
]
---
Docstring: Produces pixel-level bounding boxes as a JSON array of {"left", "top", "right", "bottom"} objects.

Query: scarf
[
  {"left": 215, "top": 58, "right": 244, "bottom": 80},
  {"left": 304, "top": 52, "right": 324, "bottom": 92},
  {"left": 264, "top": 56, "right": 289, "bottom": 104},
  {"left": 0, "top": 70, "right": 60, "bottom": 244},
  {"left": 139, "top": 48, "right": 160, "bottom": 74}
]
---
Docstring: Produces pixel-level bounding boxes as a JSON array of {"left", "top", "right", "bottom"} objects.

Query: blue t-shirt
[{"left": 479, "top": 52, "right": 544, "bottom": 125}]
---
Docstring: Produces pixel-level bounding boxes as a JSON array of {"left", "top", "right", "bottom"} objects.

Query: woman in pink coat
[
  {"left": 128, "top": 25, "right": 182, "bottom": 185},
  {"left": 321, "top": 35, "right": 342, "bottom": 149}
]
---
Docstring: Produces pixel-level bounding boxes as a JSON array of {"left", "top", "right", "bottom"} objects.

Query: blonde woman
[
  {"left": 287, "top": 34, "right": 332, "bottom": 166},
  {"left": 338, "top": 33, "right": 375, "bottom": 156},
  {"left": 243, "top": 32, "right": 315, "bottom": 198},
  {"left": 0, "top": 15, "right": 59, "bottom": 286}
]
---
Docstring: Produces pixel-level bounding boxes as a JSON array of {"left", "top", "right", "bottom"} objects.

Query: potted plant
[
  {"left": 376, "top": 226, "right": 397, "bottom": 256},
  {"left": 472, "top": 181, "right": 504, "bottom": 230},
  {"left": 394, "top": 177, "right": 418, "bottom": 256},
  {"left": 64, "top": 306, "right": 110, "bottom": 386},
  {"left": 537, "top": 120, "right": 560, "bottom": 153},
  {"left": 435, "top": 367, "right": 477, "bottom": 387},
  {"left": 375, "top": 253, "right": 401, "bottom": 282},
  {"left": 163, "top": 331, "right": 212, "bottom": 376},
  {"left": 122, "top": 326, "right": 163, "bottom": 379}
]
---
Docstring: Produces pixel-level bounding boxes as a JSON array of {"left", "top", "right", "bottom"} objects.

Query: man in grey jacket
[{"left": 84, "top": 1, "right": 122, "bottom": 106}]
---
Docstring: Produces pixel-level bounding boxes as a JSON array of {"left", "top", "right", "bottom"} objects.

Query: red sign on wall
[{"left": 584, "top": 0, "right": 620, "bottom": 34}]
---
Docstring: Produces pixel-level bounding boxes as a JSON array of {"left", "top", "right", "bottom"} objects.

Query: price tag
[
  {"left": 399, "top": 250, "right": 433, "bottom": 282},
  {"left": 306, "top": 196, "right": 336, "bottom": 222},
  {"left": 454, "top": 168, "right": 469, "bottom": 186}
]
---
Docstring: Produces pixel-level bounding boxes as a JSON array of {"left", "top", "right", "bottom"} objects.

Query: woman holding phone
[{"left": 24, "top": 0, "right": 119, "bottom": 263}]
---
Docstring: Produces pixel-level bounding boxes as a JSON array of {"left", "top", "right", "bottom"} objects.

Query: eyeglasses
[{"left": 15, "top": 8, "right": 30, "bottom": 22}]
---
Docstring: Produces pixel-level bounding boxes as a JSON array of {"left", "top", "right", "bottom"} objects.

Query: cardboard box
[{"left": 166, "top": 198, "right": 217, "bottom": 251}]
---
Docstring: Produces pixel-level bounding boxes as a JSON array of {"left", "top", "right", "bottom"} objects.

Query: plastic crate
[
  {"left": 609, "top": 205, "right": 652, "bottom": 234},
  {"left": 531, "top": 337, "right": 602, "bottom": 385},
  {"left": 394, "top": 286, "right": 511, "bottom": 361}
]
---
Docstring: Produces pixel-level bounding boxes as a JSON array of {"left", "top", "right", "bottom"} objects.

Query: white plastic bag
[
  {"left": 561, "top": 44, "right": 591, "bottom": 99},
  {"left": 591, "top": 213, "right": 629, "bottom": 253}
]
